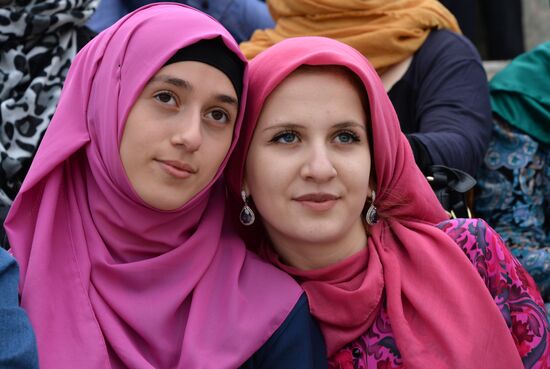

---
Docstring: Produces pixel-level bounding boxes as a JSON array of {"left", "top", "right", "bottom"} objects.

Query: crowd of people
[{"left": 0, "top": 1, "right": 548, "bottom": 368}]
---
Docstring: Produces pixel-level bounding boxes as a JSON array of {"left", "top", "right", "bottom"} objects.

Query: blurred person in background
[{"left": 475, "top": 42, "right": 550, "bottom": 317}]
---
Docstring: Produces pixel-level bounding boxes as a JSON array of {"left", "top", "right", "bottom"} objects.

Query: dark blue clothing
[
  {"left": 87, "top": 0, "right": 275, "bottom": 43},
  {"left": 86, "top": 0, "right": 127, "bottom": 33},
  {"left": 0, "top": 248, "right": 38, "bottom": 369},
  {"left": 439, "top": 0, "right": 524, "bottom": 60},
  {"left": 388, "top": 30, "right": 492, "bottom": 176},
  {"left": 240, "top": 293, "right": 327, "bottom": 369}
]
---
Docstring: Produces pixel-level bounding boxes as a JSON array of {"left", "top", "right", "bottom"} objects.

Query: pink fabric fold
[
  {"left": 5, "top": 4, "right": 301, "bottom": 369},
  {"left": 227, "top": 36, "right": 524, "bottom": 369},
  {"left": 266, "top": 246, "right": 384, "bottom": 353}
]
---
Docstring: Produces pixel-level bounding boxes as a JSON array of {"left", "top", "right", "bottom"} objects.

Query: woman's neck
[
  {"left": 380, "top": 55, "right": 413, "bottom": 92},
  {"left": 268, "top": 220, "right": 368, "bottom": 271}
]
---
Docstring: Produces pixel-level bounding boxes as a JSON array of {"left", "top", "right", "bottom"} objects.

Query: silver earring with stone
[
  {"left": 239, "top": 190, "right": 256, "bottom": 226},
  {"left": 365, "top": 190, "right": 378, "bottom": 226}
]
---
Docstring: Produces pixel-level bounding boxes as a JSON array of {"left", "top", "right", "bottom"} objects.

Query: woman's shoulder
[
  {"left": 435, "top": 217, "right": 540, "bottom": 304},
  {"left": 241, "top": 248, "right": 303, "bottom": 294},
  {"left": 420, "top": 29, "right": 481, "bottom": 60},
  {"left": 435, "top": 217, "right": 544, "bottom": 294},
  {"left": 401, "top": 29, "right": 486, "bottom": 101},
  {"left": 436, "top": 218, "right": 550, "bottom": 368},
  {"left": 436, "top": 218, "right": 497, "bottom": 253},
  {"left": 409, "top": 29, "right": 484, "bottom": 78},
  {"left": 435, "top": 218, "right": 522, "bottom": 266}
]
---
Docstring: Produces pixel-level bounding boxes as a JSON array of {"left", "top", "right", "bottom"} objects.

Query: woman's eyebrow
[
  {"left": 216, "top": 94, "right": 238, "bottom": 106},
  {"left": 149, "top": 75, "right": 191, "bottom": 90},
  {"left": 148, "top": 75, "right": 238, "bottom": 106},
  {"left": 262, "top": 123, "right": 303, "bottom": 132},
  {"left": 333, "top": 121, "right": 367, "bottom": 132}
]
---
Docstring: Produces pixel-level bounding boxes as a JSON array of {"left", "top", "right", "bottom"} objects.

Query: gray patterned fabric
[{"left": 0, "top": 0, "right": 98, "bottom": 206}]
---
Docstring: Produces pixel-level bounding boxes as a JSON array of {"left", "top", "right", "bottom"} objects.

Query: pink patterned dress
[{"left": 330, "top": 219, "right": 550, "bottom": 369}]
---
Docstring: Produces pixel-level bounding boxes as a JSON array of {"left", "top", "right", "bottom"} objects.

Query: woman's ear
[
  {"left": 368, "top": 177, "right": 377, "bottom": 196},
  {"left": 242, "top": 178, "right": 250, "bottom": 196}
]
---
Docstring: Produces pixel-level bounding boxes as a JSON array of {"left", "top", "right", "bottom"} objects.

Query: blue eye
[
  {"left": 272, "top": 131, "right": 299, "bottom": 144},
  {"left": 334, "top": 131, "right": 360, "bottom": 144}
]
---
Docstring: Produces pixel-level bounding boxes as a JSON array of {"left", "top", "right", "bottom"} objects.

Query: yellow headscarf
[{"left": 240, "top": 0, "right": 460, "bottom": 74}]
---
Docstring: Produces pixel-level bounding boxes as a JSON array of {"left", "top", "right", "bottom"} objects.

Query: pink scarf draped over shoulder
[
  {"left": 227, "top": 36, "right": 524, "bottom": 369},
  {"left": 5, "top": 4, "right": 301, "bottom": 369}
]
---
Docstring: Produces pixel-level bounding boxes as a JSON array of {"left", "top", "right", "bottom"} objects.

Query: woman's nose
[
  {"left": 300, "top": 144, "right": 337, "bottom": 182},
  {"left": 170, "top": 110, "right": 202, "bottom": 152}
]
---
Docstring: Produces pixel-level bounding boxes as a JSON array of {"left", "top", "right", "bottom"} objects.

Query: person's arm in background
[
  {"left": 126, "top": 0, "right": 275, "bottom": 43},
  {"left": 389, "top": 30, "right": 492, "bottom": 176},
  {"left": 86, "top": 0, "right": 130, "bottom": 33},
  {"left": 213, "top": 0, "right": 275, "bottom": 43},
  {"left": 0, "top": 248, "right": 38, "bottom": 369}
]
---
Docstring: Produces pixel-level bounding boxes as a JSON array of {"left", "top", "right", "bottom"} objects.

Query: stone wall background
[{"left": 523, "top": 0, "right": 550, "bottom": 50}]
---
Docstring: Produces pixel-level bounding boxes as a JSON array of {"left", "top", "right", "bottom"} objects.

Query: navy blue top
[
  {"left": 0, "top": 248, "right": 38, "bottom": 369},
  {"left": 240, "top": 293, "right": 328, "bottom": 369},
  {"left": 388, "top": 30, "right": 492, "bottom": 175}
]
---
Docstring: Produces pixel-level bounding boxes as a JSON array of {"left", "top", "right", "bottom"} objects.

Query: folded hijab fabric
[
  {"left": 5, "top": 4, "right": 301, "bottom": 369},
  {"left": 0, "top": 0, "right": 99, "bottom": 208},
  {"left": 240, "top": 0, "right": 460, "bottom": 73},
  {"left": 490, "top": 41, "right": 550, "bottom": 145},
  {"left": 227, "top": 36, "right": 523, "bottom": 368}
]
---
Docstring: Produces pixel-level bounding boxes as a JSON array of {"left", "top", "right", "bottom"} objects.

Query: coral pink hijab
[
  {"left": 5, "top": 4, "right": 301, "bottom": 369},
  {"left": 227, "top": 37, "right": 523, "bottom": 368}
]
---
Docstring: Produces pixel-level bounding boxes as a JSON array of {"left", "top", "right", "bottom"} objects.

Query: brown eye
[
  {"left": 154, "top": 92, "right": 176, "bottom": 105},
  {"left": 206, "top": 109, "right": 229, "bottom": 124}
]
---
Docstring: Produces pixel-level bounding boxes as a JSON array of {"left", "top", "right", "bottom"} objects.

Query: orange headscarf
[{"left": 240, "top": 0, "right": 460, "bottom": 73}]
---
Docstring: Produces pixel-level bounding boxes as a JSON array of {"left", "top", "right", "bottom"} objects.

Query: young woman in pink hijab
[
  {"left": 4, "top": 4, "right": 327, "bottom": 369},
  {"left": 227, "top": 37, "right": 550, "bottom": 369}
]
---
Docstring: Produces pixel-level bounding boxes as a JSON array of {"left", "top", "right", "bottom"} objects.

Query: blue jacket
[
  {"left": 0, "top": 248, "right": 38, "bottom": 369},
  {"left": 87, "top": 0, "right": 275, "bottom": 43}
]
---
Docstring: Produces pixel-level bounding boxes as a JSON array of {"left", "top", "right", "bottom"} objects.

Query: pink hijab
[
  {"left": 5, "top": 4, "right": 301, "bottom": 369},
  {"left": 227, "top": 37, "right": 523, "bottom": 368}
]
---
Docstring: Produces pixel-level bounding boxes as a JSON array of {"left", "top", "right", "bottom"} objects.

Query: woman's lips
[
  {"left": 157, "top": 160, "right": 196, "bottom": 179},
  {"left": 294, "top": 193, "right": 340, "bottom": 211}
]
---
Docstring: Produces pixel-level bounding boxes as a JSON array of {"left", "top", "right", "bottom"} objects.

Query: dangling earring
[
  {"left": 239, "top": 190, "right": 256, "bottom": 226},
  {"left": 365, "top": 190, "right": 378, "bottom": 226}
]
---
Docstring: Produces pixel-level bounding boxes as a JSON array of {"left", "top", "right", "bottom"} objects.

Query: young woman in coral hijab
[
  {"left": 227, "top": 37, "right": 550, "bottom": 369},
  {"left": 5, "top": 4, "right": 326, "bottom": 369}
]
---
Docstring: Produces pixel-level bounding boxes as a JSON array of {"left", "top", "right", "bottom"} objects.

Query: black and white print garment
[{"left": 0, "top": 0, "right": 98, "bottom": 207}]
